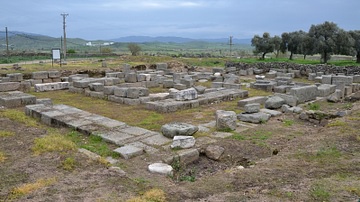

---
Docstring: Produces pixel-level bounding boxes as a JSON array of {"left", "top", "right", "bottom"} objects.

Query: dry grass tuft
[
  {"left": 32, "top": 133, "right": 77, "bottom": 155},
  {"left": 0, "top": 151, "right": 7, "bottom": 163},
  {"left": 0, "top": 130, "right": 15, "bottom": 137},
  {"left": 0, "top": 109, "right": 39, "bottom": 127},
  {"left": 126, "top": 188, "right": 167, "bottom": 202},
  {"left": 10, "top": 177, "right": 57, "bottom": 199}
]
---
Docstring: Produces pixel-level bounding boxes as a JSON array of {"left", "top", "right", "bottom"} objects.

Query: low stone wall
[{"left": 225, "top": 62, "right": 360, "bottom": 76}]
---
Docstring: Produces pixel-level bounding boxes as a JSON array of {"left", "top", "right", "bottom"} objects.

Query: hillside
[{"left": 0, "top": 31, "right": 252, "bottom": 54}]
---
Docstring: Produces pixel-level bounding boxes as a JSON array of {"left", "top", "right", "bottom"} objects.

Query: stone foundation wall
[{"left": 225, "top": 62, "right": 360, "bottom": 76}]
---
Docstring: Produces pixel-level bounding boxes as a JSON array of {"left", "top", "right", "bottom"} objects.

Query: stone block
[
  {"left": 205, "top": 145, "right": 225, "bottom": 160},
  {"left": 148, "top": 163, "right": 173, "bottom": 175},
  {"left": 68, "top": 86, "right": 85, "bottom": 94},
  {"left": 125, "top": 73, "right": 138, "bottom": 83},
  {"left": 34, "top": 82, "right": 70, "bottom": 92},
  {"left": 244, "top": 103, "right": 260, "bottom": 113},
  {"left": 332, "top": 75, "right": 353, "bottom": 86},
  {"left": 260, "top": 108, "right": 282, "bottom": 117},
  {"left": 108, "top": 95, "right": 124, "bottom": 104},
  {"left": 88, "top": 83, "right": 104, "bottom": 92},
  {"left": 237, "top": 112, "right": 271, "bottom": 124},
  {"left": 126, "top": 87, "right": 141, "bottom": 99},
  {"left": 6, "top": 73, "right": 23, "bottom": 82},
  {"left": 36, "top": 98, "right": 53, "bottom": 106},
  {"left": 237, "top": 96, "right": 267, "bottom": 107},
  {"left": 273, "top": 93, "right": 298, "bottom": 107},
  {"left": 215, "top": 110, "right": 237, "bottom": 130},
  {"left": 32, "top": 71, "right": 49, "bottom": 79},
  {"left": 30, "top": 79, "right": 42, "bottom": 86},
  {"left": 265, "top": 96, "right": 285, "bottom": 109},
  {"left": 19, "top": 81, "right": 31, "bottom": 93},
  {"left": 171, "top": 136, "right": 196, "bottom": 149},
  {"left": 175, "top": 88, "right": 198, "bottom": 101},
  {"left": 163, "top": 80, "right": 174, "bottom": 88},
  {"left": 123, "top": 98, "right": 141, "bottom": 105},
  {"left": 161, "top": 122, "right": 199, "bottom": 138},
  {"left": 177, "top": 149, "right": 200, "bottom": 165},
  {"left": 180, "top": 78, "right": 194, "bottom": 88},
  {"left": 114, "top": 87, "right": 128, "bottom": 97},
  {"left": 353, "top": 75, "right": 360, "bottom": 83},
  {"left": 308, "top": 73, "right": 316, "bottom": 81},
  {"left": 89, "top": 91, "right": 105, "bottom": 99},
  {"left": 114, "top": 145, "right": 144, "bottom": 159},
  {"left": 211, "top": 82, "right": 223, "bottom": 88},
  {"left": 0, "top": 82, "right": 20, "bottom": 92},
  {"left": 103, "top": 86, "right": 115, "bottom": 95},
  {"left": 48, "top": 71, "right": 61, "bottom": 78},
  {"left": 290, "top": 85, "right": 318, "bottom": 104},
  {"left": 317, "top": 84, "right": 336, "bottom": 97}
]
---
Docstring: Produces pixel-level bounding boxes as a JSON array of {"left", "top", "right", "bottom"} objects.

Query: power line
[{"left": 61, "top": 13, "right": 69, "bottom": 61}]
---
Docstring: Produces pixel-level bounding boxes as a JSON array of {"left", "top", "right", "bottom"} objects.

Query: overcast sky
[{"left": 1, "top": 0, "right": 359, "bottom": 40}]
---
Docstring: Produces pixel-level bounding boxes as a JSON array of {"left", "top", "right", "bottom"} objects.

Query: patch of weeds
[
  {"left": 342, "top": 103, "right": 353, "bottom": 110},
  {"left": 61, "top": 157, "right": 76, "bottom": 171},
  {"left": 170, "top": 158, "right": 196, "bottom": 182},
  {"left": 193, "top": 131, "right": 210, "bottom": 138},
  {"left": 345, "top": 187, "right": 360, "bottom": 196},
  {"left": 242, "top": 87, "right": 273, "bottom": 97},
  {"left": 308, "top": 102, "right": 320, "bottom": 110},
  {"left": 0, "top": 130, "right": 15, "bottom": 137},
  {"left": 310, "top": 182, "right": 330, "bottom": 201},
  {"left": 231, "top": 133, "right": 246, "bottom": 141},
  {"left": 32, "top": 133, "right": 77, "bottom": 155},
  {"left": 9, "top": 177, "right": 57, "bottom": 199},
  {"left": 126, "top": 188, "right": 166, "bottom": 202},
  {"left": 67, "top": 131, "right": 119, "bottom": 158},
  {"left": 217, "top": 127, "right": 233, "bottom": 132},
  {"left": 133, "top": 177, "right": 149, "bottom": 185},
  {"left": 0, "top": 151, "right": 7, "bottom": 163},
  {"left": 138, "top": 112, "right": 164, "bottom": 131},
  {"left": 283, "top": 119, "right": 294, "bottom": 127},
  {"left": 297, "top": 146, "right": 342, "bottom": 163},
  {"left": 0, "top": 109, "right": 39, "bottom": 127},
  {"left": 327, "top": 120, "right": 347, "bottom": 127}
]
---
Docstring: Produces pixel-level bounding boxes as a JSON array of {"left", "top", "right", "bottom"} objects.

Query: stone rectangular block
[
  {"left": 238, "top": 96, "right": 267, "bottom": 107},
  {"left": 317, "top": 84, "right": 336, "bottom": 97},
  {"left": 290, "top": 85, "right": 318, "bottom": 103},
  {"left": 32, "top": 71, "right": 49, "bottom": 79},
  {"left": 273, "top": 93, "right": 298, "bottom": 107},
  {"left": 125, "top": 73, "right": 138, "bottom": 83},
  {"left": 48, "top": 71, "right": 61, "bottom": 78},
  {"left": 0, "top": 82, "right": 20, "bottom": 92},
  {"left": 6, "top": 73, "right": 23, "bottom": 82},
  {"left": 34, "top": 82, "right": 70, "bottom": 92},
  {"left": 332, "top": 75, "right": 353, "bottom": 86}
]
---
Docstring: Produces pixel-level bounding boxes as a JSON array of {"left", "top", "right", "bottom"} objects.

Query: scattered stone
[
  {"left": 244, "top": 103, "right": 260, "bottom": 113},
  {"left": 265, "top": 96, "right": 285, "bottom": 109},
  {"left": 161, "top": 122, "right": 199, "bottom": 138},
  {"left": 237, "top": 112, "right": 271, "bottom": 124},
  {"left": 205, "top": 145, "right": 225, "bottom": 161},
  {"left": 260, "top": 108, "right": 282, "bottom": 117},
  {"left": 171, "top": 136, "right": 196, "bottom": 149},
  {"left": 175, "top": 87, "right": 198, "bottom": 101},
  {"left": 148, "top": 163, "right": 173, "bottom": 175},
  {"left": 215, "top": 110, "right": 237, "bottom": 131},
  {"left": 113, "top": 145, "right": 144, "bottom": 159}
]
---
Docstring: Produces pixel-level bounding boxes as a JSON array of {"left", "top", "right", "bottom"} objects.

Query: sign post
[{"left": 52, "top": 48, "right": 61, "bottom": 67}]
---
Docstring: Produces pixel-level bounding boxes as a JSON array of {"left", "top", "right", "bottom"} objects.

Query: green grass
[
  {"left": 310, "top": 182, "right": 331, "bottom": 201},
  {"left": 283, "top": 119, "right": 295, "bottom": 127},
  {"left": 67, "top": 131, "right": 119, "bottom": 158},
  {"left": 0, "top": 130, "right": 15, "bottom": 137},
  {"left": 308, "top": 103, "right": 320, "bottom": 110},
  {"left": 230, "top": 129, "right": 273, "bottom": 145}
]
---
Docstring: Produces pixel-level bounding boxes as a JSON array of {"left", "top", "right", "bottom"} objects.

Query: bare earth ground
[{"left": 1, "top": 91, "right": 360, "bottom": 201}]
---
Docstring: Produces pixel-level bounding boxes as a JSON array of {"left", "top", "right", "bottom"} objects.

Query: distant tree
[
  {"left": 300, "top": 34, "right": 316, "bottom": 60},
  {"left": 281, "top": 31, "right": 307, "bottom": 60},
  {"left": 67, "top": 49, "right": 76, "bottom": 54},
  {"left": 272, "top": 35, "right": 282, "bottom": 58},
  {"left": 308, "top": 21, "right": 353, "bottom": 63},
  {"left": 349, "top": 30, "right": 360, "bottom": 63},
  {"left": 251, "top": 32, "right": 274, "bottom": 60},
  {"left": 101, "top": 47, "right": 113, "bottom": 54},
  {"left": 127, "top": 43, "right": 141, "bottom": 56}
]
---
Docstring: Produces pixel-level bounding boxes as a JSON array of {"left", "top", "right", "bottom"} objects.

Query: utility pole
[
  {"left": 5, "top": 27, "right": 9, "bottom": 62},
  {"left": 229, "top": 36, "right": 233, "bottom": 58},
  {"left": 61, "top": 13, "right": 69, "bottom": 62}
]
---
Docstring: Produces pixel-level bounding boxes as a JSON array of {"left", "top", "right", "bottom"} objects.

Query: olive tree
[
  {"left": 251, "top": 32, "right": 274, "bottom": 60},
  {"left": 127, "top": 43, "right": 141, "bottom": 56},
  {"left": 349, "top": 30, "right": 360, "bottom": 63},
  {"left": 308, "top": 21, "right": 353, "bottom": 63},
  {"left": 281, "top": 31, "right": 307, "bottom": 60}
]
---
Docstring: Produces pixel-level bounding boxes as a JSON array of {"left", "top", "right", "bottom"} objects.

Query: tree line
[{"left": 251, "top": 21, "right": 360, "bottom": 64}]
